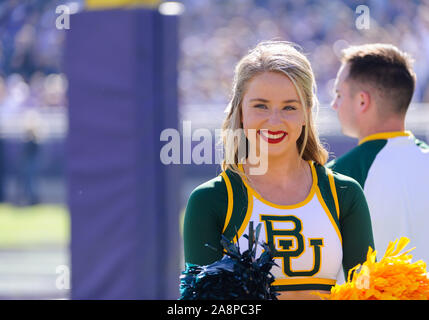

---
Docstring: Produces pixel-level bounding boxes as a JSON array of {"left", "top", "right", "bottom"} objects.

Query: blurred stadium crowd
[
  {"left": 0, "top": 0, "right": 68, "bottom": 114},
  {"left": 1, "top": 0, "right": 429, "bottom": 112},
  {"left": 179, "top": 0, "right": 429, "bottom": 105}
]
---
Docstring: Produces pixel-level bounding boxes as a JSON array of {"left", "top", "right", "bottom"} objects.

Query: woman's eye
[
  {"left": 253, "top": 104, "right": 296, "bottom": 110},
  {"left": 283, "top": 105, "right": 296, "bottom": 111},
  {"left": 254, "top": 104, "right": 267, "bottom": 109}
]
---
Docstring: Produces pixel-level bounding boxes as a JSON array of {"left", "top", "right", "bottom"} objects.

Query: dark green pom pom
[{"left": 179, "top": 222, "right": 278, "bottom": 300}]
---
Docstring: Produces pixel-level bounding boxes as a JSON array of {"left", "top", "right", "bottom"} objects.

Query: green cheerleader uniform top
[
  {"left": 327, "top": 131, "right": 429, "bottom": 265},
  {"left": 183, "top": 161, "right": 375, "bottom": 292}
]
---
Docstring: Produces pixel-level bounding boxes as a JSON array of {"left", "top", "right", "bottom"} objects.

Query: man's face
[{"left": 331, "top": 63, "right": 360, "bottom": 138}]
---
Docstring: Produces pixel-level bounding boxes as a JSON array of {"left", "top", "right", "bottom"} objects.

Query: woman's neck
[{"left": 243, "top": 149, "right": 308, "bottom": 185}]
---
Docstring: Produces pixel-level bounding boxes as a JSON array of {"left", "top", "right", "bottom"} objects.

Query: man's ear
[{"left": 358, "top": 90, "right": 371, "bottom": 113}]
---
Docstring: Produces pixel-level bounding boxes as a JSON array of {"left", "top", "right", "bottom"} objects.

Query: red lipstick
[{"left": 258, "top": 130, "right": 287, "bottom": 144}]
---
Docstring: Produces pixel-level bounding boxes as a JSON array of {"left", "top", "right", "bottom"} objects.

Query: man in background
[{"left": 328, "top": 43, "right": 429, "bottom": 263}]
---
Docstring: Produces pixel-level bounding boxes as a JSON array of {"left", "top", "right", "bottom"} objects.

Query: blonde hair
[{"left": 220, "top": 40, "right": 328, "bottom": 179}]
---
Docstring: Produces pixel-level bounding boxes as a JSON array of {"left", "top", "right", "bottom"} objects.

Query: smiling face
[{"left": 241, "top": 71, "right": 306, "bottom": 159}]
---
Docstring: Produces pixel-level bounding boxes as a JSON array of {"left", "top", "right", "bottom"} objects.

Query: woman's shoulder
[
  {"left": 186, "top": 168, "right": 248, "bottom": 225},
  {"left": 185, "top": 168, "right": 251, "bottom": 232},
  {"left": 190, "top": 166, "right": 246, "bottom": 194},
  {"left": 318, "top": 164, "right": 370, "bottom": 224},
  {"left": 315, "top": 162, "right": 367, "bottom": 216},
  {"left": 315, "top": 161, "right": 363, "bottom": 191},
  {"left": 188, "top": 173, "right": 228, "bottom": 204}
]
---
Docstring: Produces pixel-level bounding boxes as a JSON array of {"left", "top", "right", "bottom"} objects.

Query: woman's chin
[{"left": 256, "top": 146, "right": 289, "bottom": 159}]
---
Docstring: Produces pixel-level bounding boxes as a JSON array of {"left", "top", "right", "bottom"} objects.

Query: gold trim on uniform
[
  {"left": 237, "top": 161, "right": 317, "bottom": 209},
  {"left": 315, "top": 185, "right": 342, "bottom": 245},
  {"left": 327, "top": 169, "right": 340, "bottom": 220},
  {"left": 220, "top": 171, "right": 234, "bottom": 233},
  {"left": 272, "top": 277, "right": 336, "bottom": 286},
  {"left": 234, "top": 185, "right": 253, "bottom": 243},
  {"left": 358, "top": 130, "right": 412, "bottom": 145}
]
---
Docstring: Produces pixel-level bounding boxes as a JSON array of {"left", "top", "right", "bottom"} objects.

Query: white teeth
[{"left": 260, "top": 131, "right": 286, "bottom": 139}]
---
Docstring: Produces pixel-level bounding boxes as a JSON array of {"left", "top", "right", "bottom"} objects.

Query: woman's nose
[{"left": 266, "top": 109, "right": 283, "bottom": 124}]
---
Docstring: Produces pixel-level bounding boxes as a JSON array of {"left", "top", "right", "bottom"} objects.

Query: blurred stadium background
[{"left": 0, "top": 0, "right": 428, "bottom": 299}]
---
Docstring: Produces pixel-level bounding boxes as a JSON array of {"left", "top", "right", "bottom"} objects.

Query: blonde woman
[{"left": 182, "top": 41, "right": 374, "bottom": 300}]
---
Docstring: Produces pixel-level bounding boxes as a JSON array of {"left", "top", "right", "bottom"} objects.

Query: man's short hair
[{"left": 341, "top": 43, "right": 416, "bottom": 115}]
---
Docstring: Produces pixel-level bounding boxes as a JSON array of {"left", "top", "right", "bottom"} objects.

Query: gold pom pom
[{"left": 317, "top": 237, "right": 429, "bottom": 300}]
